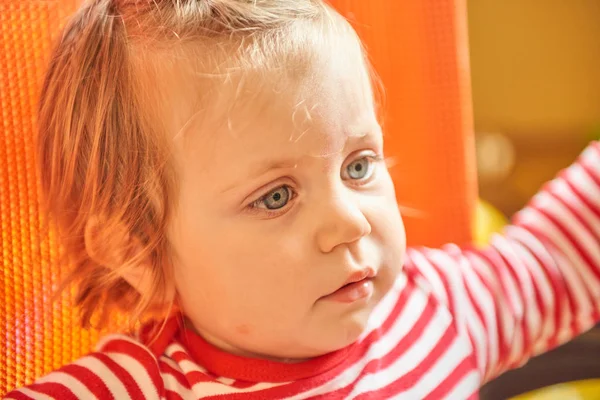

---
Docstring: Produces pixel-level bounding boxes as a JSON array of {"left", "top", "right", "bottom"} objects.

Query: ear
[
  {"left": 119, "top": 248, "right": 178, "bottom": 310},
  {"left": 85, "top": 217, "right": 177, "bottom": 308}
]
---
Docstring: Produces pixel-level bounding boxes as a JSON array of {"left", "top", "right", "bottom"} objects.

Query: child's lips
[
  {"left": 320, "top": 267, "right": 376, "bottom": 303},
  {"left": 322, "top": 278, "right": 374, "bottom": 303}
]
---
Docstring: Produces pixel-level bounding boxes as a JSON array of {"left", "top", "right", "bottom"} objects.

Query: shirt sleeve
[
  {"left": 404, "top": 141, "right": 600, "bottom": 383},
  {"left": 2, "top": 335, "right": 164, "bottom": 400}
]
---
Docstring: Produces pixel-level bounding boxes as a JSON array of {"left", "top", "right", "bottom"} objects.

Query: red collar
[{"left": 141, "top": 315, "right": 356, "bottom": 382}]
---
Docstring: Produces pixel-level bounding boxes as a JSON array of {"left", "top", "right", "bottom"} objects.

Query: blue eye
[
  {"left": 256, "top": 185, "right": 291, "bottom": 210},
  {"left": 346, "top": 157, "right": 372, "bottom": 180}
]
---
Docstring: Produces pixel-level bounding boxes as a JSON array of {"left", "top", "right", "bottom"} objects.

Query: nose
[{"left": 315, "top": 188, "right": 372, "bottom": 254}]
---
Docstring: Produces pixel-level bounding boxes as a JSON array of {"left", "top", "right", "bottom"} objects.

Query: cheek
[
  {"left": 172, "top": 221, "right": 314, "bottom": 309},
  {"left": 372, "top": 172, "right": 407, "bottom": 263},
  {"left": 370, "top": 202, "right": 405, "bottom": 299},
  {"left": 377, "top": 204, "right": 405, "bottom": 256},
  {"left": 172, "top": 231, "right": 319, "bottom": 344}
]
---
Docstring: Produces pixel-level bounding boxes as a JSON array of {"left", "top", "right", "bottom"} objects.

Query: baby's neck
[{"left": 183, "top": 318, "right": 308, "bottom": 364}]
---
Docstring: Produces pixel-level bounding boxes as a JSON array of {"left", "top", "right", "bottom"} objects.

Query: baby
[{"left": 5, "top": 0, "right": 600, "bottom": 399}]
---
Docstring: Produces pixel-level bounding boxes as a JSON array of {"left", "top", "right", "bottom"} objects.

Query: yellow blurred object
[
  {"left": 474, "top": 198, "right": 508, "bottom": 245},
  {"left": 511, "top": 379, "right": 600, "bottom": 400}
]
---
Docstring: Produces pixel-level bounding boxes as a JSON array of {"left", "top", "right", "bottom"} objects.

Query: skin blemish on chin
[{"left": 236, "top": 324, "right": 252, "bottom": 335}]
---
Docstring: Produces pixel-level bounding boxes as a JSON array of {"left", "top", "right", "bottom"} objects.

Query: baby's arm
[{"left": 405, "top": 141, "right": 600, "bottom": 383}]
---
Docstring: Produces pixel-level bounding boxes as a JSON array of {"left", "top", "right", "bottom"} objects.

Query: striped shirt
[{"left": 5, "top": 142, "right": 600, "bottom": 400}]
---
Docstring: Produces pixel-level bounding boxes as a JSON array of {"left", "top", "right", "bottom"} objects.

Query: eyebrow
[
  {"left": 220, "top": 127, "right": 382, "bottom": 194},
  {"left": 249, "top": 159, "right": 300, "bottom": 179},
  {"left": 220, "top": 158, "right": 300, "bottom": 194}
]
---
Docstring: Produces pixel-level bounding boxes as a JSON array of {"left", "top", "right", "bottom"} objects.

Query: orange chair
[{"left": 0, "top": 0, "right": 477, "bottom": 394}]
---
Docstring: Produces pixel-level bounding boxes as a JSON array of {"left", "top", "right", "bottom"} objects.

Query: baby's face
[{"left": 168, "top": 48, "right": 405, "bottom": 360}]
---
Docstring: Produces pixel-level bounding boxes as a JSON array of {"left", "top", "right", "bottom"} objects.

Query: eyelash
[{"left": 246, "top": 153, "right": 383, "bottom": 216}]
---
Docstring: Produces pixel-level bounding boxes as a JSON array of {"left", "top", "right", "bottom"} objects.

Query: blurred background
[
  {"left": 470, "top": 0, "right": 599, "bottom": 215},
  {"left": 467, "top": 1, "right": 600, "bottom": 399}
]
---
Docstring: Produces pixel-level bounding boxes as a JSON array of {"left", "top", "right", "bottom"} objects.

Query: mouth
[{"left": 321, "top": 267, "right": 376, "bottom": 304}]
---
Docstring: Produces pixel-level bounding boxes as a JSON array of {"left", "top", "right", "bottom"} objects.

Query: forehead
[
  {"left": 166, "top": 23, "right": 380, "bottom": 186},
  {"left": 189, "top": 44, "right": 376, "bottom": 149}
]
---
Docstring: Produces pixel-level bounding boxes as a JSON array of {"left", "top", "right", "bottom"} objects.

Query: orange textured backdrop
[
  {"left": 0, "top": 0, "right": 476, "bottom": 394},
  {"left": 0, "top": 0, "right": 102, "bottom": 393}
]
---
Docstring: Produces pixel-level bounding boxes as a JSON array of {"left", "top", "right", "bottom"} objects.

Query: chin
[
  {"left": 295, "top": 289, "right": 388, "bottom": 358},
  {"left": 342, "top": 307, "right": 373, "bottom": 341},
  {"left": 319, "top": 305, "right": 374, "bottom": 354}
]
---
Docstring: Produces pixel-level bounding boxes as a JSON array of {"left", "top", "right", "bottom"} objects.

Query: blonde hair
[{"left": 38, "top": 0, "right": 376, "bottom": 328}]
